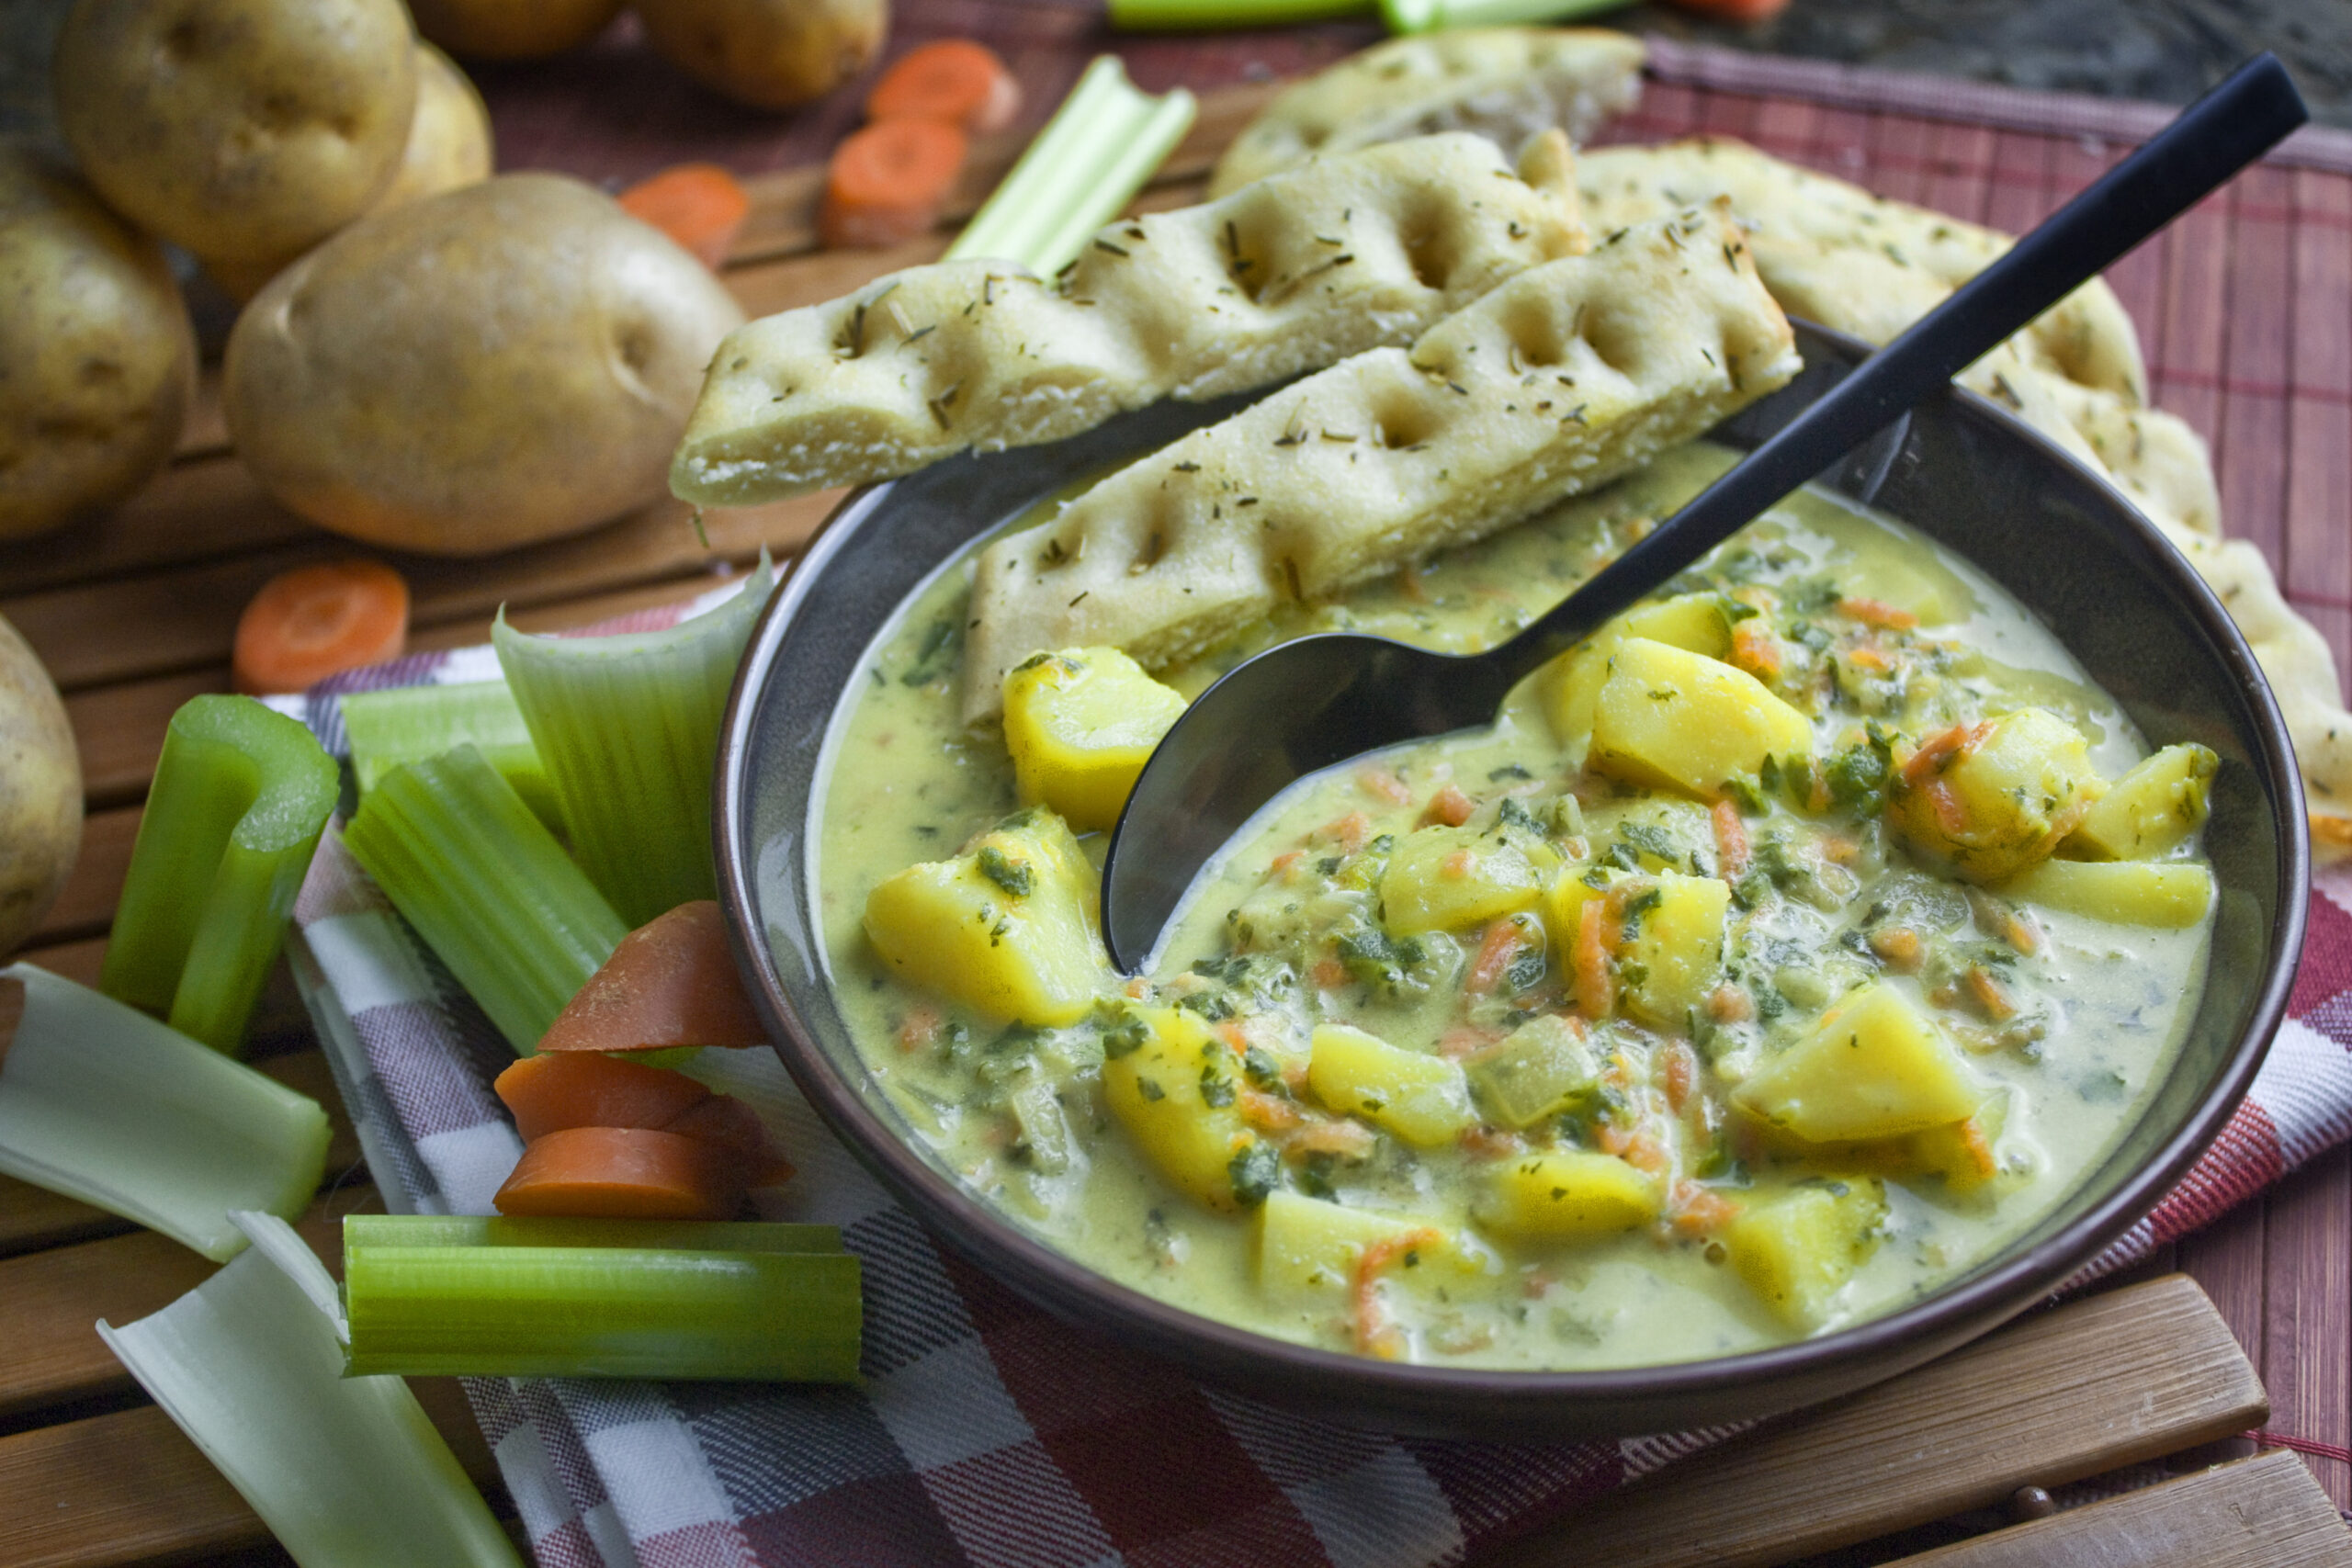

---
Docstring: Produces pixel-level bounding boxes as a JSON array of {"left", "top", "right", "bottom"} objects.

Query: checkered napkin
[{"left": 271, "top": 585, "right": 2352, "bottom": 1568}]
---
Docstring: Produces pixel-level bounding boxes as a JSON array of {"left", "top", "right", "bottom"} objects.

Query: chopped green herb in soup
[{"left": 813, "top": 441, "right": 2216, "bottom": 1369}]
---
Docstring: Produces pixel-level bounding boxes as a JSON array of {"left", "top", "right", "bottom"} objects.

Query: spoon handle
[{"left": 1490, "top": 51, "right": 2308, "bottom": 678}]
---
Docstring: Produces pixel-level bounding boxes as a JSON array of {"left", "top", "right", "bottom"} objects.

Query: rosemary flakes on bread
[{"left": 962, "top": 203, "right": 1799, "bottom": 722}]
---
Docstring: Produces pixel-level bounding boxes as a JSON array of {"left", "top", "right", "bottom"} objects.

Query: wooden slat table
[{"left": 4, "top": 35, "right": 2349, "bottom": 1566}]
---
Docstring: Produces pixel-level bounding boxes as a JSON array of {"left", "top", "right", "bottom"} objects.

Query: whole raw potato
[
  {"left": 410, "top": 0, "right": 624, "bottom": 58},
  {"left": 0, "top": 148, "right": 195, "bottom": 541},
  {"left": 636, "top": 0, "right": 888, "bottom": 109},
  {"left": 52, "top": 0, "right": 417, "bottom": 265},
  {"left": 0, "top": 614, "right": 82, "bottom": 959},
  {"left": 223, "top": 175, "right": 747, "bottom": 556},
  {"left": 200, "top": 41, "right": 495, "bottom": 302}
]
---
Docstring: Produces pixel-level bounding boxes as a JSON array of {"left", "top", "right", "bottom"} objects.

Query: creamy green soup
[{"left": 811, "top": 442, "right": 2215, "bottom": 1370}]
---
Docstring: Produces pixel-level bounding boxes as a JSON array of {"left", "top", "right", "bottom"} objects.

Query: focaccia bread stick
[
  {"left": 963, "top": 203, "right": 1799, "bottom": 723},
  {"left": 1208, "top": 28, "right": 1646, "bottom": 198},
  {"left": 671, "top": 133, "right": 1589, "bottom": 507}
]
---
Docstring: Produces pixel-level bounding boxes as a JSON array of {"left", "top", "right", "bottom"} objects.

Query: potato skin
[
  {"left": 0, "top": 149, "right": 195, "bottom": 541},
  {"left": 0, "top": 614, "right": 82, "bottom": 960},
  {"left": 53, "top": 0, "right": 417, "bottom": 264},
  {"left": 223, "top": 174, "right": 747, "bottom": 556},
  {"left": 636, "top": 0, "right": 888, "bottom": 110},
  {"left": 410, "top": 0, "right": 624, "bottom": 59},
  {"left": 201, "top": 41, "right": 496, "bottom": 302}
]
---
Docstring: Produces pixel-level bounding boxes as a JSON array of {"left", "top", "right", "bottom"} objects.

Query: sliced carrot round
[
  {"left": 493, "top": 1125, "right": 744, "bottom": 1221},
  {"left": 232, "top": 559, "right": 410, "bottom": 695},
  {"left": 820, "top": 118, "right": 967, "bottom": 251},
  {"left": 866, "top": 40, "right": 1022, "bottom": 135},
  {"left": 492, "top": 1051, "right": 713, "bottom": 1144},
  {"left": 617, "top": 162, "right": 751, "bottom": 271}
]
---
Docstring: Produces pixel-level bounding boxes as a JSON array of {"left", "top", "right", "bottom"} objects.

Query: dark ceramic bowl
[{"left": 714, "top": 323, "right": 2307, "bottom": 1439}]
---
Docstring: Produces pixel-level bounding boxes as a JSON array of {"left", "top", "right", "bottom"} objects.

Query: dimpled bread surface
[
  {"left": 962, "top": 203, "right": 1799, "bottom": 722},
  {"left": 1207, "top": 28, "right": 1646, "bottom": 198},
  {"left": 670, "top": 133, "right": 1589, "bottom": 506}
]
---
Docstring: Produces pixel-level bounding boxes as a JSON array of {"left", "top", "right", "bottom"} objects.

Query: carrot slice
[
  {"left": 493, "top": 1051, "right": 712, "bottom": 1144},
  {"left": 617, "top": 163, "right": 751, "bottom": 271},
  {"left": 537, "top": 900, "right": 769, "bottom": 1054},
  {"left": 663, "top": 1095, "right": 796, "bottom": 1186},
  {"left": 232, "top": 560, "right": 410, "bottom": 695},
  {"left": 819, "top": 118, "right": 967, "bottom": 251},
  {"left": 494, "top": 1125, "right": 744, "bottom": 1220},
  {"left": 866, "top": 40, "right": 1022, "bottom": 135}
]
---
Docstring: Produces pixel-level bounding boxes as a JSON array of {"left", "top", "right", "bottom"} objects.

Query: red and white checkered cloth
[{"left": 275, "top": 573, "right": 2352, "bottom": 1568}]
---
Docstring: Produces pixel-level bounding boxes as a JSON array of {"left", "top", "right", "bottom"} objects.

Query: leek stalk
[
  {"left": 99, "top": 1212, "right": 521, "bottom": 1568},
  {"left": 0, "top": 964, "right": 328, "bottom": 1261},
  {"left": 100, "top": 694, "right": 338, "bottom": 1052},
  {"left": 340, "top": 681, "right": 564, "bottom": 835},
  {"left": 944, "top": 57, "right": 1198, "bottom": 276},
  {"left": 343, "top": 745, "right": 629, "bottom": 1054},
  {"left": 342, "top": 1213, "right": 861, "bottom": 1382},
  {"left": 492, "top": 561, "right": 776, "bottom": 928}
]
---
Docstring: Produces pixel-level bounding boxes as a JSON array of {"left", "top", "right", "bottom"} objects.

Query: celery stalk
[
  {"left": 345, "top": 1213, "right": 844, "bottom": 1253},
  {"left": 945, "top": 58, "right": 1198, "bottom": 276},
  {"left": 99, "top": 1212, "right": 521, "bottom": 1568},
  {"left": 344, "top": 745, "right": 629, "bottom": 1054},
  {"left": 1378, "top": 0, "right": 1629, "bottom": 30},
  {"left": 492, "top": 561, "right": 777, "bottom": 928},
  {"left": 0, "top": 964, "right": 327, "bottom": 1261},
  {"left": 101, "top": 694, "right": 338, "bottom": 1052},
  {"left": 342, "top": 1215, "right": 862, "bottom": 1382},
  {"left": 341, "top": 681, "right": 564, "bottom": 836},
  {"left": 1109, "top": 0, "right": 1370, "bottom": 29}
]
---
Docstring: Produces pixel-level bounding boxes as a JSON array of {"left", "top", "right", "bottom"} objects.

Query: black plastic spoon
[{"left": 1098, "top": 51, "right": 2306, "bottom": 974}]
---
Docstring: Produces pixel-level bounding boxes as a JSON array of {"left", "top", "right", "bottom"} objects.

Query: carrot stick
[
  {"left": 820, "top": 118, "right": 968, "bottom": 251},
  {"left": 1465, "top": 920, "right": 1521, "bottom": 994},
  {"left": 1574, "top": 897, "right": 1613, "bottom": 1021},
  {"left": 232, "top": 560, "right": 409, "bottom": 695},
  {"left": 866, "top": 40, "right": 1022, "bottom": 135},
  {"left": 493, "top": 1126, "right": 745, "bottom": 1220},
  {"left": 1712, "top": 798, "right": 1749, "bottom": 878},
  {"left": 493, "top": 1051, "right": 711, "bottom": 1145},
  {"left": 537, "top": 900, "right": 769, "bottom": 1054},
  {"left": 617, "top": 163, "right": 751, "bottom": 270}
]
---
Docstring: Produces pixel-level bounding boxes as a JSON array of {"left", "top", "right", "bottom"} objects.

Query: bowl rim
[{"left": 713, "top": 321, "right": 2309, "bottom": 1427}]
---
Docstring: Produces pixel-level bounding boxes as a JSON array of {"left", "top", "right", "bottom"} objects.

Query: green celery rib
[
  {"left": 345, "top": 1214, "right": 844, "bottom": 1253},
  {"left": 101, "top": 694, "right": 338, "bottom": 1052},
  {"left": 342, "top": 1239, "right": 862, "bottom": 1382},
  {"left": 1377, "top": 0, "right": 1628, "bottom": 29},
  {"left": 0, "top": 965, "right": 328, "bottom": 1261},
  {"left": 1109, "top": 0, "right": 1370, "bottom": 29},
  {"left": 344, "top": 745, "right": 628, "bottom": 1053},
  {"left": 99, "top": 1213, "right": 520, "bottom": 1567},
  {"left": 492, "top": 562, "right": 778, "bottom": 928},
  {"left": 945, "top": 58, "right": 1198, "bottom": 276},
  {"left": 341, "top": 681, "right": 565, "bottom": 836}
]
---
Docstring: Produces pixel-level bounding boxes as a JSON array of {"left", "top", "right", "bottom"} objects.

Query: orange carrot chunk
[
  {"left": 494, "top": 1126, "right": 745, "bottom": 1221},
  {"left": 617, "top": 163, "right": 751, "bottom": 270},
  {"left": 493, "top": 1051, "right": 712, "bottom": 1144},
  {"left": 232, "top": 560, "right": 410, "bottom": 695},
  {"left": 866, "top": 40, "right": 1022, "bottom": 135},
  {"left": 663, "top": 1094, "right": 796, "bottom": 1186},
  {"left": 820, "top": 118, "right": 967, "bottom": 251},
  {"left": 537, "top": 900, "right": 770, "bottom": 1054}
]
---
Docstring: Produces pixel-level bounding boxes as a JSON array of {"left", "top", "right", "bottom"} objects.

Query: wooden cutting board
[{"left": 2, "top": 73, "right": 2347, "bottom": 1568}]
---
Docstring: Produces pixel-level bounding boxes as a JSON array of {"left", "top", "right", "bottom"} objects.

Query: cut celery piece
[
  {"left": 1377, "top": 0, "right": 1628, "bottom": 33},
  {"left": 101, "top": 694, "right": 338, "bottom": 1052},
  {"left": 99, "top": 1213, "right": 520, "bottom": 1568},
  {"left": 945, "top": 57, "right": 1197, "bottom": 276},
  {"left": 493, "top": 561, "right": 777, "bottom": 928},
  {"left": 344, "top": 745, "right": 629, "bottom": 1054},
  {"left": 0, "top": 965, "right": 328, "bottom": 1261},
  {"left": 341, "top": 681, "right": 564, "bottom": 836},
  {"left": 342, "top": 1219, "right": 862, "bottom": 1382},
  {"left": 345, "top": 1213, "right": 844, "bottom": 1253}
]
